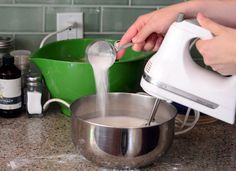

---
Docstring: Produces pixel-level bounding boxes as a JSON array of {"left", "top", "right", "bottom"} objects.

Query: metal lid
[
  {"left": 10, "top": 50, "right": 31, "bottom": 65},
  {"left": 27, "top": 81, "right": 41, "bottom": 86},
  {"left": 0, "top": 37, "right": 13, "bottom": 48},
  {"left": 26, "top": 72, "right": 42, "bottom": 82}
]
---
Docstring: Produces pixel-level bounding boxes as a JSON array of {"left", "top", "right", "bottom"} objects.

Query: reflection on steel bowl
[{"left": 71, "top": 93, "right": 177, "bottom": 169}]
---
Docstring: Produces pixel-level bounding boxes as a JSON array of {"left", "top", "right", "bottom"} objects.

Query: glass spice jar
[{"left": 26, "top": 72, "right": 43, "bottom": 118}]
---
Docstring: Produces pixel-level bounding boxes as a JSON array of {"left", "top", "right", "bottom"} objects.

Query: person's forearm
[{"left": 182, "top": 0, "right": 236, "bottom": 28}]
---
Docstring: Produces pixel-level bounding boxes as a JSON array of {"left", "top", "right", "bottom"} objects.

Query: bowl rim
[
  {"left": 71, "top": 92, "right": 177, "bottom": 129},
  {"left": 31, "top": 38, "right": 154, "bottom": 64}
]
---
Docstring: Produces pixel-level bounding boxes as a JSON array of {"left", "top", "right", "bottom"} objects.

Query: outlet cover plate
[{"left": 56, "top": 12, "right": 83, "bottom": 41}]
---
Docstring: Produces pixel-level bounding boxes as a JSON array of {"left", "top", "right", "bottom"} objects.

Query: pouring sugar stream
[
  {"left": 86, "top": 40, "right": 156, "bottom": 127},
  {"left": 86, "top": 40, "right": 115, "bottom": 116}
]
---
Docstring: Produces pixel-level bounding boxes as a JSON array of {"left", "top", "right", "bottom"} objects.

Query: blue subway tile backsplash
[
  {"left": 0, "top": 7, "right": 43, "bottom": 32},
  {"left": 0, "top": 0, "right": 186, "bottom": 53},
  {"left": 74, "top": 0, "right": 129, "bottom": 5},
  {"left": 45, "top": 7, "right": 101, "bottom": 32},
  {"left": 102, "top": 7, "right": 155, "bottom": 32},
  {"left": 15, "top": 0, "right": 72, "bottom": 4},
  {"left": 131, "top": 0, "right": 183, "bottom": 6}
]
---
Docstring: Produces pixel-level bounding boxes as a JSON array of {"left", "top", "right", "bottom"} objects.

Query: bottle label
[{"left": 0, "top": 78, "right": 22, "bottom": 110}]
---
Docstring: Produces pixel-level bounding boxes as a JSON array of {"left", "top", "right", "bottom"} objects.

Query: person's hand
[
  {"left": 196, "top": 13, "right": 236, "bottom": 76},
  {"left": 117, "top": 4, "right": 184, "bottom": 59}
]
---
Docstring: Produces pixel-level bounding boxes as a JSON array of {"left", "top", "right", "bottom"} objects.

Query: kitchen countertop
[{"left": 1, "top": 107, "right": 236, "bottom": 171}]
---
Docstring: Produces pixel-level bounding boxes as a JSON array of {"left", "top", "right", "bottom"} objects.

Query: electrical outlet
[{"left": 56, "top": 13, "right": 83, "bottom": 41}]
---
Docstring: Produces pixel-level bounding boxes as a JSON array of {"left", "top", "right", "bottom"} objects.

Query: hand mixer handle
[
  {"left": 178, "top": 19, "right": 213, "bottom": 40},
  {"left": 177, "top": 20, "right": 236, "bottom": 124},
  {"left": 182, "top": 19, "right": 236, "bottom": 80}
]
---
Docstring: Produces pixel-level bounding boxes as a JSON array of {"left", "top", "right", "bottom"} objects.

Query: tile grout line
[
  {"left": 86, "top": 31, "right": 124, "bottom": 34},
  {"left": 42, "top": 6, "right": 46, "bottom": 32},
  {"left": 100, "top": 6, "right": 103, "bottom": 33},
  {"left": 129, "top": 0, "right": 132, "bottom": 6},
  {"left": 0, "top": 4, "right": 157, "bottom": 9},
  {"left": 0, "top": 32, "right": 124, "bottom": 35},
  {"left": 100, "top": 5, "right": 157, "bottom": 9},
  {"left": 12, "top": 34, "right": 16, "bottom": 48}
]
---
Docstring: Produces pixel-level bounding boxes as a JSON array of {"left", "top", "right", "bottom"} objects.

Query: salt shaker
[{"left": 26, "top": 72, "right": 43, "bottom": 118}]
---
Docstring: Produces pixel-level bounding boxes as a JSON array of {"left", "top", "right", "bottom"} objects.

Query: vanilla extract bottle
[{"left": 0, "top": 54, "right": 22, "bottom": 118}]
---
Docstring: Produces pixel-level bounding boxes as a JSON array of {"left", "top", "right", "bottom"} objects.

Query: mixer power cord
[{"left": 39, "top": 23, "right": 77, "bottom": 48}]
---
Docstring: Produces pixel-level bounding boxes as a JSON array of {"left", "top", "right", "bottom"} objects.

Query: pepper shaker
[{"left": 26, "top": 72, "right": 43, "bottom": 118}]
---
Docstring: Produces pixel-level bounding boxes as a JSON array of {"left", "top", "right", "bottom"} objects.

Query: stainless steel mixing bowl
[{"left": 71, "top": 93, "right": 177, "bottom": 169}]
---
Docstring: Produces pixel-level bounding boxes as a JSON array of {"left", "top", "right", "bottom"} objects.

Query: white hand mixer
[{"left": 141, "top": 14, "right": 236, "bottom": 124}]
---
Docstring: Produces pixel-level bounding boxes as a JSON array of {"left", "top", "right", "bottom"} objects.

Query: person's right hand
[
  {"left": 196, "top": 13, "right": 236, "bottom": 76},
  {"left": 117, "top": 3, "right": 186, "bottom": 59}
]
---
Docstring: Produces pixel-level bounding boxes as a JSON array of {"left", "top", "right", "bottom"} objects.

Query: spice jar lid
[
  {"left": 0, "top": 37, "right": 13, "bottom": 48},
  {"left": 26, "top": 72, "right": 42, "bottom": 82},
  {"left": 27, "top": 81, "right": 41, "bottom": 87},
  {"left": 10, "top": 50, "right": 31, "bottom": 65}
]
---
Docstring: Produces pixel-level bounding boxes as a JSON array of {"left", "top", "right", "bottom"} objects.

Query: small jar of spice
[{"left": 26, "top": 72, "right": 43, "bottom": 118}]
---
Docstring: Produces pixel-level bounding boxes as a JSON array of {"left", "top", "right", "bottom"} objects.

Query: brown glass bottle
[{"left": 0, "top": 54, "right": 22, "bottom": 118}]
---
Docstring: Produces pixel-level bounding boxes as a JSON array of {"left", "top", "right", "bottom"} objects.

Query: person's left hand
[{"left": 196, "top": 13, "right": 236, "bottom": 76}]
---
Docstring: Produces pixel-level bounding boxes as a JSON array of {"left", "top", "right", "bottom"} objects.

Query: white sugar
[{"left": 88, "top": 116, "right": 148, "bottom": 128}]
